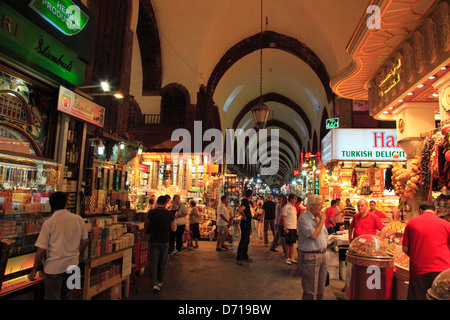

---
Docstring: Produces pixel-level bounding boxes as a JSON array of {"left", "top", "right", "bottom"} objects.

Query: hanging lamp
[{"left": 251, "top": 0, "right": 271, "bottom": 129}]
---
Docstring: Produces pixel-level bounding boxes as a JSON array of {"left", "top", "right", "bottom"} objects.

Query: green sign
[
  {"left": 28, "top": 0, "right": 89, "bottom": 36},
  {"left": 326, "top": 118, "right": 339, "bottom": 129},
  {"left": 0, "top": 2, "right": 85, "bottom": 86}
]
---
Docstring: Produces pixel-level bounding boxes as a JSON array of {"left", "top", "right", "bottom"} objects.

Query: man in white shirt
[
  {"left": 28, "top": 192, "right": 88, "bottom": 300},
  {"left": 216, "top": 195, "right": 231, "bottom": 251},
  {"left": 282, "top": 193, "right": 298, "bottom": 265}
]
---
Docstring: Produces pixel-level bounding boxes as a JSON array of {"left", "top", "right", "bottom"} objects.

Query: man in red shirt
[
  {"left": 369, "top": 200, "right": 387, "bottom": 219},
  {"left": 324, "top": 200, "right": 336, "bottom": 234},
  {"left": 348, "top": 199, "right": 387, "bottom": 242},
  {"left": 402, "top": 202, "right": 450, "bottom": 300}
]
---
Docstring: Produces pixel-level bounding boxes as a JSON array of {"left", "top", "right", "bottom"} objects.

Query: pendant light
[{"left": 251, "top": 0, "right": 271, "bottom": 129}]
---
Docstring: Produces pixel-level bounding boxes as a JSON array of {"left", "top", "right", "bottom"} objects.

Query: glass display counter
[
  {"left": 0, "top": 152, "right": 60, "bottom": 297},
  {"left": 346, "top": 235, "right": 395, "bottom": 300},
  {"left": 428, "top": 268, "right": 450, "bottom": 300}
]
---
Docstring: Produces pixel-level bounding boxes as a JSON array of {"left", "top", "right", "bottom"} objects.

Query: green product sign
[
  {"left": 0, "top": 2, "right": 85, "bottom": 86},
  {"left": 29, "top": 0, "right": 89, "bottom": 36}
]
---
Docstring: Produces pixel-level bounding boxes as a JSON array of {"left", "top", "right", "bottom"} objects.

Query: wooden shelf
[{"left": 81, "top": 246, "right": 133, "bottom": 300}]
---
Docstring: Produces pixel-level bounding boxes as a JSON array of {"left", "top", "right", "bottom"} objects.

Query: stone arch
[{"left": 136, "top": 0, "right": 162, "bottom": 95}]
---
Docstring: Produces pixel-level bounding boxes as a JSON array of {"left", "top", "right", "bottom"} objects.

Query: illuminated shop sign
[
  {"left": 28, "top": 0, "right": 89, "bottom": 36},
  {"left": 321, "top": 129, "right": 406, "bottom": 163},
  {"left": 0, "top": 2, "right": 86, "bottom": 86},
  {"left": 57, "top": 85, "right": 105, "bottom": 127}
]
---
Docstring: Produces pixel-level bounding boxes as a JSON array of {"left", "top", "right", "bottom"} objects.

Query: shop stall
[
  {"left": 320, "top": 128, "right": 406, "bottom": 218},
  {"left": 0, "top": 66, "right": 62, "bottom": 299},
  {"left": 128, "top": 152, "right": 222, "bottom": 240}
]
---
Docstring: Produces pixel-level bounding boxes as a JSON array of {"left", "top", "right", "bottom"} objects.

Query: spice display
[
  {"left": 348, "top": 235, "right": 391, "bottom": 258},
  {"left": 420, "top": 137, "right": 434, "bottom": 190},
  {"left": 394, "top": 252, "right": 409, "bottom": 269},
  {"left": 351, "top": 168, "right": 357, "bottom": 187},
  {"left": 392, "top": 162, "right": 409, "bottom": 202}
]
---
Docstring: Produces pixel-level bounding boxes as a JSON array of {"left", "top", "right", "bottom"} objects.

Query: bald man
[{"left": 348, "top": 199, "right": 387, "bottom": 242}]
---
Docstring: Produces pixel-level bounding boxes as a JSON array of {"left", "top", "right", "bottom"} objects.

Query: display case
[
  {"left": 347, "top": 235, "right": 393, "bottom": 267},
  {"left": 0, "top": 152, "right": 60, "bottom": 297},
  {"left": 346, "top": 235, "right": 395, "bottom": 300},
  {"left": 428, "top": 268, "right": 450, "bottom": 300}
]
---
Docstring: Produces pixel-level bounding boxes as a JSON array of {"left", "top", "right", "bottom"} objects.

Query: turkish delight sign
[
  {"left": 57, "top": 85, "right": 105, "bottom": 127},
  {"left": 321, "top": 128, "right": 406, "bottom": 163}
]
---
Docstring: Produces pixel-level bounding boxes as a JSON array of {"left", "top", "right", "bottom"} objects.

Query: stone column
[{"left": 396, "top": 102, "right": 436, "bottom": 219}]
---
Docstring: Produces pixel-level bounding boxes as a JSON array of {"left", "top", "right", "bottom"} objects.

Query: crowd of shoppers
[{"left": 27, "top": 190, "right": 449, "bottom": 300}]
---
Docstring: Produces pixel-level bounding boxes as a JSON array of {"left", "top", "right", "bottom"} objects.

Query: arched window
[{"left": 161, "top": 86, "right": 186, "bottom": 126}]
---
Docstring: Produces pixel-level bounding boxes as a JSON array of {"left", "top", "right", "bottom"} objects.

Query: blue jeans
[{"left": 149, "top": 242, "right": 169, "bottom": 286}]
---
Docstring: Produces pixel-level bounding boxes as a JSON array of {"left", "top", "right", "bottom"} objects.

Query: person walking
[
  {"left": 168, "top": 195, "right": 188, "bottom": 255},
  {"left": 28, "top": 192, "right": 89, "bottom": 300},
  {"left": 188, "top": 199, "right": 201, "bottom": 249},
  {"left": 262, "top": 194, "right": 276, "bottom": 247},
  {"left": 236, "top": 189, "right": 254, "bottom": 265},
  {"left": 270, "top": 195, "right": 287, "bottom": 254},
  {"left": 217, "top": 195, "right": 232, "bottom": 251},
  {"left": 402, "top": 202, "right": 450, "bottom": 300},
  {"left": 282, "top": 193, "right": 298, "bottom": 265},
  {"left": 294, "top": 196, "right": 305, "bottom": 218},
  {"left": 147, "top": 196, "right": 176, "bottom": 292},
  {"left": 297, "top": 194, "right": 328, "bottom": 300},
  {"left": 254, "top": 200, "right": 264, "bottom": 243}
]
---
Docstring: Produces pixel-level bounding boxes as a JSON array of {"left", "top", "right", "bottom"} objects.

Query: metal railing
[{"left": 143, "top": 114, "right": 185, "bottom": 127}]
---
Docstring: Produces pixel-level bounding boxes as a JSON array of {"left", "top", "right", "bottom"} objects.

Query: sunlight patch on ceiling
[
  {"left": 303, "top": 87, "right": 320, "bottom": 110},
  {"left": 223, "top": 85, "right": 244, "bottom": 112}
]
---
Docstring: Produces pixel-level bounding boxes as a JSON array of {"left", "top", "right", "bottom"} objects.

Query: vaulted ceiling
[{"left": 133, "top": 0, "right": 373, "bottom": 183}]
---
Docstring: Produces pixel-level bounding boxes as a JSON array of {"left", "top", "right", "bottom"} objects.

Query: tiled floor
[{"left": 127, "top": 234, "right": 348, "bottom": 300}]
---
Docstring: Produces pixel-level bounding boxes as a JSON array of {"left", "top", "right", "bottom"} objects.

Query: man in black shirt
[
  {"left": 147, "top": 196, "right": 176, "bottom": 291},
  {"left": 236, "top": 189, "right": 254, "bottom": 265},
  {"left": 262, "top": 194, "right": 276, "bottom": 246}
]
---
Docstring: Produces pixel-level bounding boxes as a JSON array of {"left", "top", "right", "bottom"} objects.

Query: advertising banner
[{"left": 57, "top": 85, "right": 105, "bottom": 127}]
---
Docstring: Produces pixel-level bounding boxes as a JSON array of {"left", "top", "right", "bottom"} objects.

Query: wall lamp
[
  {"left": 90, "top": 91, "right": 125, "bottom": 99},
  {"left": 78, "top": 81, "right": 110, "bottom": 92}
]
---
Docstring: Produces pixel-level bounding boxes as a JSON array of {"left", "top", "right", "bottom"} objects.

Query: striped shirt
[{"left": 343, "top": 205, "right": 356, "bottom": 223}]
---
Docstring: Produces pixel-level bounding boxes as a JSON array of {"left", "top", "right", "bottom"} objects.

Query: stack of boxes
[
  {"left": 90, "top": 261, "right": 122, "bottom": 286},
  {"left": 0, "top": 220, "right": 16, "bottom": 238},
  {"left": 0, "top": 191, "right": 51, "bottom": 215},
  {"left": 83, "top": 217, "right": 135, "bottom": 260}
]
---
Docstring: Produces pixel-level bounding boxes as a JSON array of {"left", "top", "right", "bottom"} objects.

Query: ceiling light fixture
[{"left": 251, "top": 0, "right": 270, "bottom": 130}]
